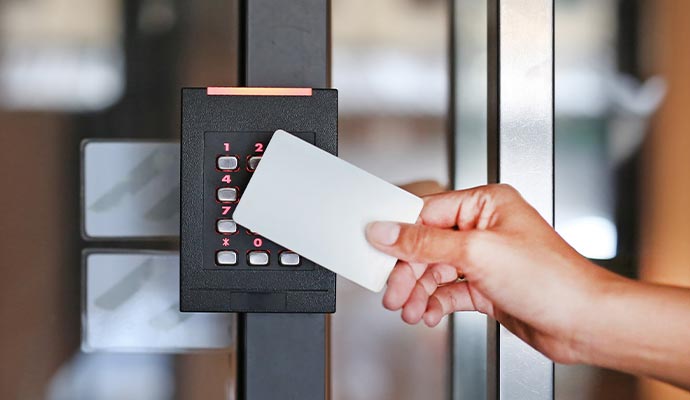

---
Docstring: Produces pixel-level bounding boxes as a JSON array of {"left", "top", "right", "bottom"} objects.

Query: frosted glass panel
[
  {"left": 82, "top": 141, "right": 180, "bottom": 239},
  {"left": 83, "top": 251, "right": 234, "bottom": 352}
]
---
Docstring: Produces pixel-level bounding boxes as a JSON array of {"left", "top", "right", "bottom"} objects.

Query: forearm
[{"left": 578, "top": 277, "right": 690, "bottom": 389}]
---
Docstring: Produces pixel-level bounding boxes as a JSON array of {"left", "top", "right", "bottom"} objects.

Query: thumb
[{"left": 366, "top": 221, "right": 472, "bottom": 266}]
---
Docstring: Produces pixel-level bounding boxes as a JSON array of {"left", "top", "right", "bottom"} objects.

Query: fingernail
[{"left": 366, "top": 221, "right": 401, "bottom": 246}]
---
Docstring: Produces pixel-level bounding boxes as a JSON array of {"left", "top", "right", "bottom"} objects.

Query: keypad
[
  {"left": 217, "top": 219, "right": 237, "bottom": 234},
  {"left": 217, "top": 155, "right": 239, "bottom": 170},
  {"left": 247, "top": 156, "right": 262, "bottom": 171},
  {"left": 216, "top": 250, "right": 238, "bottom": 265},
  {"left": 181, "top": 87, "right": 337, "bottom": 313},
  {"left": 248, "top": 251, "right": 270, "bottom": 266},
  {"left": 205, "top": 132, "right": 315, "bottom": 270},
  {"left": 280, "top": 251, "right": 301, "bottom": 266},
  {"left": 217, "top": 187, "right": 238, "bottom": 202}
]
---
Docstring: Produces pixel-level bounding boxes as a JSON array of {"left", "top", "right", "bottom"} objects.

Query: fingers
[
  {"left": 423, "top": 283, "right": 477, "bottom": 327},
  {"left": 381, "top": 257, "right": 478, "bottom": 327},
  {"left": 366, "top": 221, "right": 472, "bottom": 266},
  {"left": 384, "top": 262, "right": 460, "bottom": 325},
  {"left": 401, "top": 264, "right": 459, "bottom": 324},
  {"left": 417, "top": 263, "right": 459, "bottom": 297},
  {"left": 401, "top": 280, "right": 432, "bottom": 324},
  {"left": 382, "top": 260, "right": 427, "bottom": 311},
  {"left": 420, "top": 184, "right": 515, "bottom": 230},
  {"left": 370, "top": 185, "right": 524, "bottom": 327}
]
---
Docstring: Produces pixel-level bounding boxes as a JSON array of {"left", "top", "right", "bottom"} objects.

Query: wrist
[{"left": 571, "top": 268, "right": 633, "bottom": 366}]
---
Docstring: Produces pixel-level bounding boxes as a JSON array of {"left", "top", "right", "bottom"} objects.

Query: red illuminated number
[
  {"left": 221, "top": 175, "right": 231, "bottom": 184},
  {"left": 254, "top": 143, "right": 264, "bottom": 153},
  {"left": 223, "top": 143, "right": 230, "bottom": 152},
  {"left": 221, "top": 206, "right": 232, "bottom": 215},
  {"left": 253, "top": 238, "right": 263, "bottom": 247}
]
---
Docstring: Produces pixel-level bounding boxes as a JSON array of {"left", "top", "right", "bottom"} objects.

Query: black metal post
[{"left": 237, "top": 1, "right": 331, "bottom": 399}]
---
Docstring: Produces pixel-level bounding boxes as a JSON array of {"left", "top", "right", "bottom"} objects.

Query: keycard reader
[{"left": 180, "top": 87, "right": 337, "bottom": 313}]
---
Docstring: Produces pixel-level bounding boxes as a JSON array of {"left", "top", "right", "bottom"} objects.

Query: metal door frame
[{"left": 451, "top": 0, "right": 555, "bottom": 398}]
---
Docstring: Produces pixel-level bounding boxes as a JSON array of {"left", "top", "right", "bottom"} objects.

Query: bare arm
[
  {"left": 582, "top": 279, "right": 690, "bottom": 389},
  {"left": 365, "top": 184, "right": 690, "bottom": 390}
]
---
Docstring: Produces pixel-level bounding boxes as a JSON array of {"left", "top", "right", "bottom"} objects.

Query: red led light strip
[{"left": 207, "top": 87, "right": 312, "bottom": 96}]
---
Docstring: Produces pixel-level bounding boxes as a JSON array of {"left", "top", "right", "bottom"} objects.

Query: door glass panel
[
  {"left": 451, "top": 0, "right": 664, "bottom": 398},
  {"left": 554, "top": 0, "right": 656, "bottom": 397},
  {"left": 332, "top": 1, "right": 450, "bottom": 399},
  {"left": 0, "top": 1, "right": 239, "bottom": 399}
]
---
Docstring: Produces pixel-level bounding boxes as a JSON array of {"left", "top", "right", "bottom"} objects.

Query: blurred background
[{"left": 0, "top": 0, "right": 689, "bottom": 399}]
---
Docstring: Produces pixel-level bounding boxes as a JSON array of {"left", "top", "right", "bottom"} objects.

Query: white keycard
[{"left": 233, "top": 130, "right": 423, "bottom": 292}]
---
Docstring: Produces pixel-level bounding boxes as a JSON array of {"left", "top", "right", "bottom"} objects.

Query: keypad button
[
  {"left": 248, "top": 156, "right": 262, "bottom": 171},
  {"left": 217, "top": 156, "right": 239, "bottom": 170},
  {"left": 217, "top": 219, "right": 237, "bottom": 234},
  {"left": 248, "top": 251, "right": 269, "bottom": 266},
  {"left": 217, "top": 187, "right": 237, "bottom": 202},
  {"left": 216, "top": 251, "right": 237, "bottom": 265},
  {"left": 279, "top": 251, "right": 301, "bottom": 266}
]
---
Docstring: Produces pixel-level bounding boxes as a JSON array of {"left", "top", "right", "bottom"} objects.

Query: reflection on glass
[
  {"left": 451, "top": 2, "right": 488, "bottom": 399},
  {"left": 554, "top": 0, "right": 664, "bottom": 261},
  {"left": 332, "top": 0, "right": 449, "bottom": 399},
  {"left": 554, "top": 0, "right": 661, "bottom": 399}
]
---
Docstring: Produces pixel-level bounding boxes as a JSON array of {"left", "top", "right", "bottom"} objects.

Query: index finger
[{"left": 420, "top": 185, "right": 506, "bottom": 230}]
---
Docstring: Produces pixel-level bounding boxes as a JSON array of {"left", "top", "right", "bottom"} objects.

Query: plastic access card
[{"left": 233, "top": 130, "right": 423, "bottom": 292}]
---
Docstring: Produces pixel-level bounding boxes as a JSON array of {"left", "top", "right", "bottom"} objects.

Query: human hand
[{"left": 366, "top": 184, "right": 624, "bottom": 363}]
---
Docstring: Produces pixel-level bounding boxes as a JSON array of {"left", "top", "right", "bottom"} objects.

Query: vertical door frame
[
  {"left": 237, "top": 1, "right": 331, "bottom": 399},
  {"left": 451, "top": 0, "right": 555, "bottom": 398}
]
